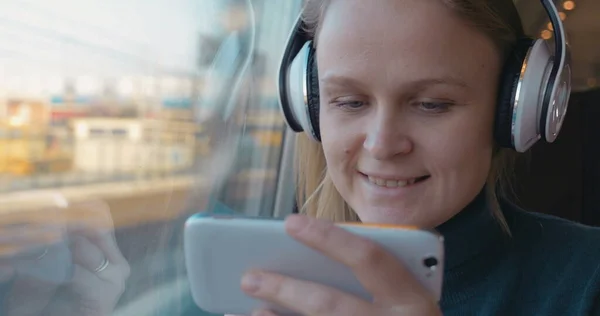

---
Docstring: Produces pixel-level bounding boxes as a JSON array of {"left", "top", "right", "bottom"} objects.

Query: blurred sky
[
  {"left": 0, "top": 0, "right": 225, "bottom": 78},
  {"left": 0, "top": 0, "right": 302, "bottom": 98}
]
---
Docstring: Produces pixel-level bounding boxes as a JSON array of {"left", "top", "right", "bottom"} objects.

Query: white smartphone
[{"left": 184, "top": 214, "right": 445, "bottom": 316}]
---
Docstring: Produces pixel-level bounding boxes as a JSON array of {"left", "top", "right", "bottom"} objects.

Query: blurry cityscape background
[{"left": 0, "top": 0, "right": 300, "bottom": 212}]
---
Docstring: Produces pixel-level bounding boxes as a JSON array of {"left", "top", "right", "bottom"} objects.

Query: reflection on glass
[
  {"left": 0, "top": 0, "right": 302, "bottom": 315},
  {"left": 0, "top": 194, "right": 129, "bottom": 315}
]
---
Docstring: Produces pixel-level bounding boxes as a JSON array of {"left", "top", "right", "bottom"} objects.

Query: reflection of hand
[
  {"left": 43, "top": 224, "right": 130, "bottom": 316},
  {"left": 1, "top": 200, "right": 130, "bottom": 316},
  {"left": 238, "top": 215, "right": 441, "bottom": 316}
]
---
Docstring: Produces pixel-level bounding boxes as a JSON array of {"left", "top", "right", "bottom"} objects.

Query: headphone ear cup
[
  {"left": 494, "top": 38, "right": 534, "bottom": 149},
  {"left": 306, "top": 43, "right": 322, "bottom": 141}
]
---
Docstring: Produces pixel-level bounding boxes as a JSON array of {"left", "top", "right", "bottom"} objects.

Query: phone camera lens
[{"left": 423, "top": 256, "right": 438, "bottom": 269}]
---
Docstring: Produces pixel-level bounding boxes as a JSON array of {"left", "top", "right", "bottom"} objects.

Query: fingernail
[
  {"left": 241, "top": 272, "right": 262, "bottom": 293},
  {"left": 285, "top": 215, "right": 308, "bottom": 233}
]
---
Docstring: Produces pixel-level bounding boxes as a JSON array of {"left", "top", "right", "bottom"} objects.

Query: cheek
[
  {"left": 320, "top": 107, "right": 350, "bottom": 157},
  {"left": 320, "top": 118, "right": 361, "bottom": 190},
  {"left": 425, "top": 109, "right": 495, "bottom": 179},
  {"left": 321, "top": 124, "right": 352, "bottom": 168},
  {"left": 442, "top": 118, "right": 493, "bottom": 152}
]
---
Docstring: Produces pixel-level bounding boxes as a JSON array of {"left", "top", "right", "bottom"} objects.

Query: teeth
[{"left": 368, "top": 176, "right": 418, "bottom": 188}]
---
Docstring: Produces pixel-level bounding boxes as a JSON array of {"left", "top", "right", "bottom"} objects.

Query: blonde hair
[{"left": 295, "top": 0, "right": 523, "bottom": 231}]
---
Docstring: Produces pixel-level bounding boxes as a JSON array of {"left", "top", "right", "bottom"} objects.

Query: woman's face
[{"left": 318, "top": 0, "right": 503, "bottom": 228}]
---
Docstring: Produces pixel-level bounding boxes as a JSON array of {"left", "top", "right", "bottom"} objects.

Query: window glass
[{"left": 0, "top": 0, "right": 302, "bottom": 315}]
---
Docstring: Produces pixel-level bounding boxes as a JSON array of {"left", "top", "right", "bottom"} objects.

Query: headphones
[{"left": 277, "top": 0, "right": 571, "bottom": 153}]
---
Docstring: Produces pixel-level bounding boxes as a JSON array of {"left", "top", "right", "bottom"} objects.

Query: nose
[{"left": 363, "top": 113, "right": 413, "bottom": 160}]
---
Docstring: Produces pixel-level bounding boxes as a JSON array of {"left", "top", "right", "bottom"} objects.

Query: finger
[
  {"left": 71, "top": 235, "right": 105, "bottom": 273},
  {"left": 69, "top": 226, "right": 127, "bottom": 266},
  {"left": 241, "top": 270, "right": 375, "bottom": 316},
  {"left": 64, "top": 200, "right": 127, "bottom": 266},
  {"left": 284, "top": 215, "right": 432, "bottom": 304},
  {"left": 70, "top": 263, "right": 125, "bottom": 295},
  {"left": 70, "top": 234, "right": 130, "bottom": 280},
  {"left": 62, "top": 264, "right": 125, "bottom": 314},
  {"left": 67, "top": 264, "right": 105, "bottom": 295}
]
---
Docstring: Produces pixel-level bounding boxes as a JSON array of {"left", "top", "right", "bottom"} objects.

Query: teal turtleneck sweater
[{"left": 436, "top": 191, "right": 600, "bottom": 315}]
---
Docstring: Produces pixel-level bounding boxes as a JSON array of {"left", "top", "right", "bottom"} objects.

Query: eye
[
  {"left": 333, "top": 100, "right": 366, "bottom": 110},
  {"left": 417, "top": 102, "right": 452, "bottom": 113}
]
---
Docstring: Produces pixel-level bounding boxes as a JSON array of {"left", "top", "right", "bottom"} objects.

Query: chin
[{"left": 354, "top": 205, "right": 420, "bottom": 225}]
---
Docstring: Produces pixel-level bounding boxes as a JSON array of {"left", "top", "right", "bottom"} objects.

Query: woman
[{"left": 235, "top": 0, "right": 600, "bottom": 315}]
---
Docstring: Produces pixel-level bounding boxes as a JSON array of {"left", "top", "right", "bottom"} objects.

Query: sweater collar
[{"left": 435, "top": 188, "right": 507, "bottom": 271}]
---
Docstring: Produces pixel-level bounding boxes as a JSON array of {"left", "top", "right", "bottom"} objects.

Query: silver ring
[{"left": 93, "top": 258, "right": 109, "bottom": 273}]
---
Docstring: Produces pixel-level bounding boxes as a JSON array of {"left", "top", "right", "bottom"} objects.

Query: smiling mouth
[{"left": 361, "top": 173, "right": 431, "bottom": 188}]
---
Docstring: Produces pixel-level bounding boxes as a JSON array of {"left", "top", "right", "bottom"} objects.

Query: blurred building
[
  {"left": 72, "top": 118, "right": 201, "bottom": 174},
  {"left": 0, "top": 123, "right": 72, "bottom": 176}
]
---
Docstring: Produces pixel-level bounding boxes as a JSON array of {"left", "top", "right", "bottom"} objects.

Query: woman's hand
[
  {"left": 1, "top": 199, "right": 130, "bottom": 316},
  {"left": 42, "top": 223, "right": 131, "bottom": 316},
  {"left": 238, "top": 214, "right": 442, "bottom": 316}
]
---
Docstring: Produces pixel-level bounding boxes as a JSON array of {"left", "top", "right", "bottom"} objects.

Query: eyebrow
[
  {"left": 319, "top": 74, "right": 366, "bottom": 89},
  {"left": 319, "top": 74, "right": 470, "bottom": 90}
]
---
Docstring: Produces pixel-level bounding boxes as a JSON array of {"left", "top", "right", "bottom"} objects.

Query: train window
[{"left": 0, "top": 0, "right": 302, "bottom": 315}]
